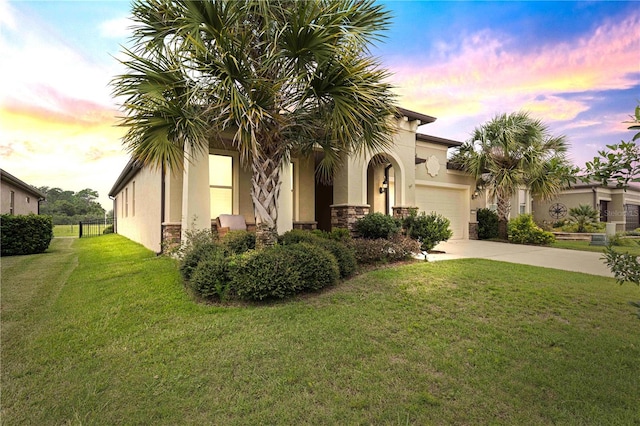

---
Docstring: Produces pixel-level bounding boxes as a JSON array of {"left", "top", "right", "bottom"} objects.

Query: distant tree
[
  {"left": 452, "top": 111, "right": 577, "bottom": 239},
  {"left": 38, "top": 187, "right": 106, "bottom": 224}
]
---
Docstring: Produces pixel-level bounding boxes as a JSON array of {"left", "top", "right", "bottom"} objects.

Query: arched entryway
[{"left": 366, "top": 153, "right": 401, "bottom": 216}]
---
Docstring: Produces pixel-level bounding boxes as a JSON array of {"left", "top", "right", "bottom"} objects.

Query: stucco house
[
  {"left": 532, "top": 183, "right": 640, "bottom": 232},
  {"left": 110, "top": 108, "right": 486, "bottom": 253},
  {"left": 0, "top": 169, "right": 45, "bottom": 215}
]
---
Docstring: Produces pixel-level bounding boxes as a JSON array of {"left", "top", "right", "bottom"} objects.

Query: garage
[{"left": 415, "top": 184, "right": 468, "bottom": 239}]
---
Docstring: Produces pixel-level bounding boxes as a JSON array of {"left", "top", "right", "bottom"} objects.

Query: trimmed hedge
[
  {"left": 220, "top": 230, "right": 256, "bottom": 255},
  {"left": 508, "top": 214, "right": 555, "bottom": 245},
  {"left": 232, "top": 243, "right": 339, "bottom": 300},
  {"left": 190, "top": 251, "right": 234, "bottom": 300},
  {"left": 279, "top": 230, "right": 356, "bottom": 278},
  {"left": 354, "top": 212, "right": 401, "bottom": 239},
  {"left": 477, "top": 208, "right": 499, "bottom": 239},
  {"left": 1, "top": 214, "right": 53, "bottom": 256}
]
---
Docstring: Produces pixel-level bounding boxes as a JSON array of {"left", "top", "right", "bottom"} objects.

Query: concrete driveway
[{"left": 429, "top": 239, "right": 614, "bottom": 278}]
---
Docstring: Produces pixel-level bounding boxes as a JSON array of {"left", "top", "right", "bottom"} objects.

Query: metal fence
[{"left": 79, "top": 219, "right": 114, "bottom": 238}]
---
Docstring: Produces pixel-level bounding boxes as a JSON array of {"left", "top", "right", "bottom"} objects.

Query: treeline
[{"left": 37, "top": 187, "right": 110, "bottom": 225}]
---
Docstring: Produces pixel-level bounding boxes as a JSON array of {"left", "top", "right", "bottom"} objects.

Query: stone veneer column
[
  {"left": 330, "top": 204, "right": 370, "bottom": 235},
  {"left": 293, "top": 221, "right": 317, "bottom": 231},
  {"left": 469, "top": 222, "right": 479, "bottom": 240},
  {"left": 392, "top": 206, "right": 418, "bottom": 221},
  {"left": 161, "top": 222, "right": 182, "bottom": 253}
]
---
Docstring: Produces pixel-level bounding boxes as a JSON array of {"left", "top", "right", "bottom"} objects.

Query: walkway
[{"left": 429, "top": 239, "right": 614, "bottom": 278}]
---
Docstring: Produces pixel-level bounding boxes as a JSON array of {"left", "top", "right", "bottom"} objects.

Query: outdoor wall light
[
  {"left": 380, "top": 177, "right": 388, "bottom": 193},
  {"left": 471, "top": 189, "right": 480, "bottom": 199}
]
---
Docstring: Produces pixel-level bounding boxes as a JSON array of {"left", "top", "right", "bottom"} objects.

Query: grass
[
  {"left": 552, "top": 239, "right": 640, "bottom": 256},
  {"left": 53, "top": 224, "right": 79, "bottom": 237},
  {"left": 2, "top": 235, "right": 639, "bottom": 425}
]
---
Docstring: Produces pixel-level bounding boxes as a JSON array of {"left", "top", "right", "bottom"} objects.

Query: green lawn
[
  {"left": 2, "top": 235, "right": 639, "bottom": 425},
  {"left": 552, "top": 239, "right": 640, "bottom": 256},
  {"left": 53, "top": 224, "right": 79, "bottom": 237}
]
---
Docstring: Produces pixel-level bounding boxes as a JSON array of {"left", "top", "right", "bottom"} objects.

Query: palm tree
[
  {"left": 453, "top": 111, "right": 574, "bottom": 239},
  {"left": 111, "top": 0, "right": 397, "bottom": 246},
  {"left": 568, "top": 204, "right": 598, "bottom": 233}
]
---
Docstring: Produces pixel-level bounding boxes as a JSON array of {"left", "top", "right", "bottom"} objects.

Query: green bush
[
  {"left": 278, "top": 229, "right": 317, "bottom": 245},
  {"left": 190, "top": 250, "right": 234, "bottom": 300},
  {"left": 0, "top": 214, "right": 53, "bottom": 256},
  {"left": 232, "top": 243, "right": 339, "bottom": 300},
  {"left": 508, "top": 214, "right": 555, "bottom": 245},
  {"left": 477, "top": 208, "right": 499, "bottom": 239},
  {"left": 279, "top": 230, "right": 356, "bottom": 278},
  {"left": 403, "top": 211, "right": 453, "bottom": 252},
  {"left": 349, "top": 235, "right": 419, "bottom": 265},
  {"left": 179, "top": 230, "right": 225, "bottom": 282},
  {"left": 354, "top": 213, "right": 401, "bottom": 239},
  {"left": 221, "top": 230, "right": 256, "bottom": 254},
  {"left": 103, "top": 225, "right": 114, "bottom": 234},
  {"left": 315, "top": 238, "right": 357, "bottom": 278}
]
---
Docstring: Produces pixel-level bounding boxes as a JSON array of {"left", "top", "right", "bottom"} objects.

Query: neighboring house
[
  {"left": 0, "top": 169, "right": 45, "bottom": 215},
  {"left": 110, "top": 108, "right": 480, "bottom": 253},
  {"left": 532, "top": 183, "right": 640, "bottom": 232}
]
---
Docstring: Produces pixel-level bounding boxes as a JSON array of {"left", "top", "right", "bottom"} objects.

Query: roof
[
  {"left": 0, "top": 169, "right": 46, "bottom": 199},
  {"left": 397, "top": 107, "right": 437, "bottom": 125},
  {"left": 108, "top": 158, "right": 143, "bottom": 197},
  {"left": 416, "top": 133, "right": 463, "bottom": 148}
]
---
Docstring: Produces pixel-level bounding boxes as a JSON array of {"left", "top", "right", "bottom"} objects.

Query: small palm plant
[{"left": 568, "top": 204, "right": 598, "bottom": 233}]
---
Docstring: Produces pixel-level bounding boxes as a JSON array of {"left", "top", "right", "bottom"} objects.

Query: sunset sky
[{"left": 1, "top": 0, "right": 638, "bottom": 210}]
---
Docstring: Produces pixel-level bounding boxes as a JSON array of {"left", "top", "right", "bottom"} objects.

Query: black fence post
[{"left": 79, "top": 221, "right": 83, "bottom": 238}]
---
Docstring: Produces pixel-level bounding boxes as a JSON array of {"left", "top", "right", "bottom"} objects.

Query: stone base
[
  {"left": 293, "top": 221, "right": 317, "bottom": 231},
  {"left": 392, "top": 206, "right": 418, "bottom": 221},
  {"left": 330, "top": 204, "right": 370, "bottom": 235},
  {"left": 161, "top": 222, "right": 182, "bottom": 253},
  {"left": 469, "top": 222, "right": 478, "bottom": 240}
]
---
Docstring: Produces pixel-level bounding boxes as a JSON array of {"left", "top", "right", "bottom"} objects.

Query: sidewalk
[{"left": 429, "top": 239, "right": 614, "bottom": 278}]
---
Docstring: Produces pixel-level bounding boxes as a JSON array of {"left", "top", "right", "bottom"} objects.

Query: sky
[{"left": 1, "top": 1, "right": 638, "bottom": 210}]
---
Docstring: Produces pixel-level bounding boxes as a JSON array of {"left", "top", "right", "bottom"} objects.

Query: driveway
[{"left": 429, "top": 239, "right": 614, "bottom": 278}]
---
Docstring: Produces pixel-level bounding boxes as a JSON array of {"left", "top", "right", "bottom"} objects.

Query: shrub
[
  {"left": 103, "top": 224, "right": 114, "bottom": 234},
  {"left": 568, "top": 204, "right": 598, "bottom": 233},
  {"left": 0, "top": 214, "right": 53, "bottom": 256},
  {"left": 477, "top": 208, "right": 499, "bottom": 239},
  {"left": 560, "top": 221, "right": 605, "bottom": 233},
  {"left": 508, "top": 214, "right": 555, "bottom": 245},
  {"left": 232, "top": 243, "right": 339, "bottom": 300},
  {"left": 179, "top": 230, "right": 225, "bottom": 281},
  {"left": 349, "top": 235, "right": 419, "bottom": 265},
  {"left": 279, "top": 230, "right": 356, "bottom": 279},
  {"left": 190, "top": 251, "right": 234, "bottom": 300},
  {"left": 311, "top": 227, "right": 352, "bottom": 242},
  {"left": 221, "top": 230, "right": 255, "bottom": 255},
  {"left": 403, "top": 211, "right": 453, "bottom": 252},
  {"left": 354, "top": 213, "right": 401, "bottom": 239},
  {"left": 278, "top": 229, "right": 317, "bottom": 245},
  {"left": 315, "top": 238, "right": 357, "bottom": 278}
]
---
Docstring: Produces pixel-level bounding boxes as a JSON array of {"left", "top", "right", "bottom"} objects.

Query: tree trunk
[
  {"left": 251, "top": 154, "right": 281, "bottom": 248},
  {"left": 496, "top": 190, "right": 511, "bottom": 240}
]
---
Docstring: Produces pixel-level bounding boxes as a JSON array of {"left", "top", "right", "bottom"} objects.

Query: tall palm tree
[
  {"left": 111, "top": 0, "right": 397, "bottom": 246},
  {"left": 453, "top": 111, "right": 574, "bottom": 239}
]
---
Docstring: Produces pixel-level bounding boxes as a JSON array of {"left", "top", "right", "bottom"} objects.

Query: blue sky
[{"left": 1, "top": 0, "right": 638, "bottom": 209}]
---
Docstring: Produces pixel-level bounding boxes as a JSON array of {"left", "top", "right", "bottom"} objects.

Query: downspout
[
  {"left": 593, "top": 187, "right": 598, "bottom": 220},
  {"left": 109, "top": 195, "right": 116, "bottom": 233},
  {"left": 384, "top": 164, "right": 392, "bottom": 216},
  {"left": 160, "top": 162, "right": 166, "bottom": 253}
]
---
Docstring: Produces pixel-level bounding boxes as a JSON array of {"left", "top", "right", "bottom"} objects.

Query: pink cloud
[{"left": 389, "top": 12, "right": 640, "bottom": 122}]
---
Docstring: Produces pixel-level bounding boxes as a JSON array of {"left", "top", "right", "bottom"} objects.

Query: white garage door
[{"left": 415, "top": 185, "right": 468, "bottom": 239}]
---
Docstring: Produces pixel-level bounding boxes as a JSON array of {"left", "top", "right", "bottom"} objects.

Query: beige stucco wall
[
  {"left": 1, "top": 180, "right": 41, "bottom": 215},
  {"left": 115, "top": 166, "right": 162, "bottom": 253}
]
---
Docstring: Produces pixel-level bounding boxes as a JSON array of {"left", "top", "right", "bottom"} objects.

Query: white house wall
[
  {"left": 115, "top": 166, "right": 162, "bottom": 253},
  {"left": 0, "top": 180, "right": 40, "bottom": 215}
]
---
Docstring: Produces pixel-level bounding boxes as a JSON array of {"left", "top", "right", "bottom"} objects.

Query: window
[
  {"left": 600, "top": 200, "right": 608, "bottom": 222},
  {"left": 26, "top": 196, "right": 30, "bottom": 204},
  {"left": 9, "top": 190, "right": 14, "bottom": 214},
  {"left": 132, "top": 181, "right": 136, "bottom": 217},
  {"left": 125, "top": 187, "right": 129, "bottom": 217},
  {"left": 519, "top": 189, "right": 526, "bottom": 214},
  {"left": 209, "top": 154, "right": 233, "bottom": 219}
]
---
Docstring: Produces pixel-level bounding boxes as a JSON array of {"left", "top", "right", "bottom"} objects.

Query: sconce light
[
  {"left": 471, "top": 189, "right": 480, "bottom": 200},
  {"left": 380, "top": 176, "right": 388, "bottom": 193}
]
